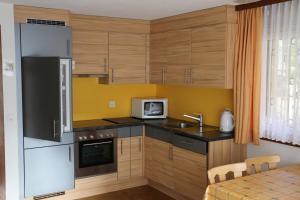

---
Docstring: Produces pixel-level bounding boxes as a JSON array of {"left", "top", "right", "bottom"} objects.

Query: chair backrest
[
  {"left": 245, "top": 155, "right": 280, "bottom": 174},
  {"left": 207, "top": 162, "right": 247, "bottom": 184}
]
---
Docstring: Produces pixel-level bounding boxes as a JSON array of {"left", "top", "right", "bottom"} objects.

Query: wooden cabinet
[
  {"left": 117, "top": 138, "right": 131, "bottom": 180},
  {"left": 72, "top": 30, "right": 109, "bottom": 75},
  {"left": 190, "top": 24, "right": 235, "bottom": 88},
  {"left": 109, "top": 33, "right": 147, "bottom": 84},
  {"left": 145, "top": 137, "right": 174, "bottom": 189},
  {"left": 166, "top": 29, "right": 191, "bottom": 65},
  {"left": 173, "top": 146, "right": 207, "bottom": 200},
  {"left": 149, "top": 6, "right": 237, "bottom": 88},
  {"left": 145, "top": 136, "right": 246, "bottom": 200},
  {"left": 130, "top": 136, "right": 143, "bottom": 178}
]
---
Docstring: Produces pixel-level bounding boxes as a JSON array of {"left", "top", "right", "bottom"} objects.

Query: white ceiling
[{"left": 1, "top": 0, "right": 240, "bottom": 20}]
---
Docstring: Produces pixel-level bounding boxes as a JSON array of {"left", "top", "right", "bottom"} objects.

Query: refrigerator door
[
  {"left": 22, "top": 57, "right": 61, "bottom": 142},
  {"left": 60, "top": 59, "right": 72, "bottom": 134},
  {"left": 24, "top": 144, "right": 75, "bottom": 197}
]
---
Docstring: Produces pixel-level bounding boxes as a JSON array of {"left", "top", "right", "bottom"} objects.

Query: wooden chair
[
  {"left": 245, "top": 155, "right": 280, "bottom": 174},
  {"left": 207, "top": 162, "right": 247, "bottom": 184}
]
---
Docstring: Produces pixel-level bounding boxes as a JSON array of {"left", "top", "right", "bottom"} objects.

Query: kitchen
[{"left": 0, "top": 0, "right": 300, "bottom": 200}]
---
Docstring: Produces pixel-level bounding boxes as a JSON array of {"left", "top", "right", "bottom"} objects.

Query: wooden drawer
[{"left": 173, "top": 134, "right": 207, "bottom": 155}]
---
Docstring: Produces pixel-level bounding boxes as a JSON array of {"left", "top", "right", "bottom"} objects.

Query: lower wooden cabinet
[
  {"left": 145, "top": 136, "right": 207, "bottom": 200},
  {"left": 145, "top": 137, "right": 174, "bottom": 190},
  {"left": 130, "top": 136, "right": 143, "bottom": 178},
  {"left": 173, "top": 146, "right": 207, "bottom": 200},
  {"left": 117, "top": 136, "right": 144, "bottom": 181},
  {"left": 117, "top": 137, "right": 131, "bottom": 180}
]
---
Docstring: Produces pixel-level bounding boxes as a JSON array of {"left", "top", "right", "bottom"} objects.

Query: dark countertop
[
  {"left": 74, "top": 117, "right": 234, "bottom": 142},
  {"left": 73, "top": 119, "right": 136, "bottom": 132}
]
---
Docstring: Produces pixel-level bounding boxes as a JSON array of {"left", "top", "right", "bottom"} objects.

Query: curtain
[
  {"left": 234, "top": 7, "right": 263, "bottom": 145},
  {"left": 261, "top": 0, "right": 300, "bottom": 145}
]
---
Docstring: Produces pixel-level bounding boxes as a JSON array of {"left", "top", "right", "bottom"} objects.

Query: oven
[{"left": 75, "top": 129, "right": 118, "bottom": 178}]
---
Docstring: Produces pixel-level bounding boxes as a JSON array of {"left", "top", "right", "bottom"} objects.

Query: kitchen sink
[{"left": 164, "top": 122, "right": 195, "bottom": 129}]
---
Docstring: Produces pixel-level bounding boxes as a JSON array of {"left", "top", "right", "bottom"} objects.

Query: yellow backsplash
[
  {"left": 73, "top": 78, "right": 233, "bottom": 126},
  {"left": 156, "top": 85, "right": 233, "bottom": 126},
  {"left": 72, "top": 78, "right": 156, "bottom": 121}
]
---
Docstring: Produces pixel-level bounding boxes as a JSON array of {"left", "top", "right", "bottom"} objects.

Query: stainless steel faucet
[{"left": 183, "top": 113, "right": 203, "bottom": 127}]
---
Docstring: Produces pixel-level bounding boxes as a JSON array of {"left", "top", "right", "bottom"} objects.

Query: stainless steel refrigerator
[{"left": 17, "top": 23, "right": 75, "bottom": 198}]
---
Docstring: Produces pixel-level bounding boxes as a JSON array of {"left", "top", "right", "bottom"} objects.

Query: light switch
[{"left": 108, "top": 100, "right": 116, "bottom": 108}]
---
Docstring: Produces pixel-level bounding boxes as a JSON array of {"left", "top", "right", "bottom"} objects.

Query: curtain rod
[{"left": 235, "top": 0, "right": 292, "bottom": 11}]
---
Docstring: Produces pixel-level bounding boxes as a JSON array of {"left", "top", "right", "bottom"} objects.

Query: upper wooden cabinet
[
  {"left": 149, "top": 6, "right": 237, "bottom": 89},
  {"left": 71, "top": 14, "right": 149, "bottom": 84},
  {"left": 109, "top": 33, "right": 147, "bottom": 84},
  {"left": 166, "top": 29, "right": 191, "bottom": 65},
  {"left": 72, "top": 31, "right": 109, "bottom": 75}
]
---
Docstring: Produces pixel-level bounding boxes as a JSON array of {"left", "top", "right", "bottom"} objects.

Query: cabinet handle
[
  {"left": 162, "top": 67, "right": 166, "bottom": 84},
  {"left": 53, "top": 120, "right": 56, "bottom": 138},
  {"left": 139, "top": 137, "right": 142, "bottom": 152},
  {"left": 111, "top": 68, "right": 114, "bottom": 83},
  {"left": 104, "top": 58, "right": 107, "bottom": 72},
  {"left": 189, "top": 68, "right": 193, "bottom": 84},
  {"left": 121, "top": 139, "right": 123, "bottom": 155},
  {"left": 66, "top": 40, "right": 70, "bottom": 56},
  {"left": 69, "top": 146, "right": 72, "bottom": 162},
  {"left": 184, "top": 68, "right": 187, "bottom": 84}
]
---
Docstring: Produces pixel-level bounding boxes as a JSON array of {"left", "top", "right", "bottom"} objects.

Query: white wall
[
  {"left": 0, "top": 3, "right": 24, "bottom": 200},
  {"left": 248, "top": 140, "right": 300, "bottom": 167}
]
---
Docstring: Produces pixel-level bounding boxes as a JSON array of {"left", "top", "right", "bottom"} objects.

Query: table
[{"left": 204, "top": 165, "right": 300, "bottom": 200}]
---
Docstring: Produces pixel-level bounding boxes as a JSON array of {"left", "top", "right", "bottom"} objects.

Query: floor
[{"left": 80, "top": 186, "right": 175, "bottom": 200}]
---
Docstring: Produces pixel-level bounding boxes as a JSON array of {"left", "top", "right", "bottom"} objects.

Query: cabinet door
[
  {"left": 166, "top": 29, "right": 191, "bottom": 65},
  {"left": 25, "top": 144, "right": 74, "bottom": 197},
  {"left": 149, "top": 64, "right": 165, "bottom": 84},
  {"left": 73, "top": 30, "right": 108, "bottom": 75},
  {"left": 21, "top": 24, "right": 71, "bottom": 57},
  {"left": 191, "top": 24, "right": 227, "bottom": 88},
  {"left": 150, "top": 32, "right": 167, "bottom": 63},
  {"left": 150, "top": 137, "right": 174, "bottom": 189},
  {"left": 164, "top": 65, "right": 190, "bottom": 85},
  {"left": 173, "top": 146, "right": 207, "bottom": 200},
  {"left": 130, "top": 136, "right": 143, "bottom": 177},
  {"left": 144, "top": 136, "right": 153, "bottom": 179},
  {"left": 117, "top": 138, "right": 131, "bottom": 180},
  {"left": 109, "top": 33, "right": 146, "bottom": 84}
]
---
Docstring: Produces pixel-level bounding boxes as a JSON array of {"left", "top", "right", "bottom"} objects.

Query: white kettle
[{"left": 220, "top": 109, "right": 234, "bottom": 133}]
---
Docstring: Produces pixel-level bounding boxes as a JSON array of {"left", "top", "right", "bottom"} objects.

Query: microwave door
[
  {"left": 60, "top": 59, "right": 72, "bottom": 134},
  {"left": 22, "top": 57, "right": 61, "bottom": 142}
]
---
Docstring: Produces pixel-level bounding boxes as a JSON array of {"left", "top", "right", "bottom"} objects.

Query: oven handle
[{"left": 82, "top": 141, "right": 112, "bottom": 146}]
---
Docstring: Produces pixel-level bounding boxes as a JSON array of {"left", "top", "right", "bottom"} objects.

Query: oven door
[{"left": 75, "top": 138, "right": 117, "bottom": 178}]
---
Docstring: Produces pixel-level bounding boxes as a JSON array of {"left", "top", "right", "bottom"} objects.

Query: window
[{"left": 261, "top": 0, "right": 300, "bottom": 145}]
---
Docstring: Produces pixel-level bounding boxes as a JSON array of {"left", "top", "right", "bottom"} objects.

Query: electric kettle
[{"left": 220, "top": 109, "right": 234, "bottom": 133}]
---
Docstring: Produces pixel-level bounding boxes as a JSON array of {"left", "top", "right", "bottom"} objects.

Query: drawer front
[
  {"left": 173, "top": 134, "right": 207, "bottom": 155},
  {"left": 130, "top": 126, "right": 143, "bottom": 137},
  {"left": 117, "top": 127, "right": 131, "bottom": 138},
  {"left": 145, "top": 126, "right": 172, "bottom": 143}
]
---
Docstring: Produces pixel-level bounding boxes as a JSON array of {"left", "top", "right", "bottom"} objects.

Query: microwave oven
[{"left": 131, "top": 97, "right": 168, "bottom": 119}]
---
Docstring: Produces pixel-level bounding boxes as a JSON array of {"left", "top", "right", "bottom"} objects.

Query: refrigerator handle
[{"left": 60, "top": 59, "right": 72, "bottom": 135}]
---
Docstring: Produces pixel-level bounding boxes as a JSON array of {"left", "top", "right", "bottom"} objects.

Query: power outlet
[{"left": 108, "top": 100, "right": 116, "bottom": 108}]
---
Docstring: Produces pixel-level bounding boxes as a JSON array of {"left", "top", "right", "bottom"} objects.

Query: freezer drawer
[
  {"left": 20, "top": 23, "right": 72, "bottom": 57},
  {"left": 24, "top": 144, "right": 75, "bottom": 197}
]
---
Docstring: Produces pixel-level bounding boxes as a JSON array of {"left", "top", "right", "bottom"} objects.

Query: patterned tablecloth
[{"left": 204, "top": 165, "right": 300, "bottom": 200}]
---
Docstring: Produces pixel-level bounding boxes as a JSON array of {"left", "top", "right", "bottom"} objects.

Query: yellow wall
[
  {"left": 73, "top": 78, "right": 156, "bottom": 121},
  {"left": 73, "top": 78, "right": 233, "bottom": 126},
  {"left": 156, "top": 85, "right": 233, "bottom": 126}
]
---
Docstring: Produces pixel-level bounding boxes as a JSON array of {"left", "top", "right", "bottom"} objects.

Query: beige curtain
[{"left": 234, "top": 7, "right": 263, "bottom": 145}]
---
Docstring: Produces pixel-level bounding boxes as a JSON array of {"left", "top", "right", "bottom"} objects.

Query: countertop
[{"left": 73, "top": 117, "right": 234, "bottom": 142}]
